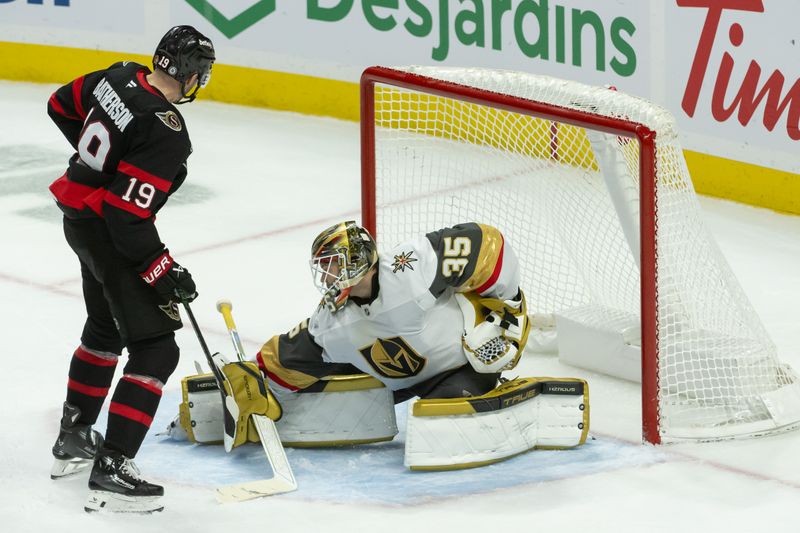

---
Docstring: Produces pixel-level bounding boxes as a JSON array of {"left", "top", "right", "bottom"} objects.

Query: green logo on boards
[{"left": 186, "top": 0, "right": 275, "bottom": 38}]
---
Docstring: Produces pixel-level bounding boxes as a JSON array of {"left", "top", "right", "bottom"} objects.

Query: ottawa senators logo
[
  {"left": 159, "top": 300, "right": 181, "bottom": 321},
  {"left": 155, "top": 111, "right": 182, "bottom": 132},
  {"left": 359, "top": 337, "right": 426, "bottom": 379}
]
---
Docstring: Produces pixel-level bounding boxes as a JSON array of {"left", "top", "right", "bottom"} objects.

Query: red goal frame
[{"left": 359, "top": 66, "right": 662, "bottom": 444}]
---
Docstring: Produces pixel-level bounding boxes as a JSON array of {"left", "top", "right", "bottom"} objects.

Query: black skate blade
[
  {"left": 51, "top": 457, "right": 93, "bottom": 480},
  {"left": 84, "top": 490, "right": 164, "bottom": 514}
]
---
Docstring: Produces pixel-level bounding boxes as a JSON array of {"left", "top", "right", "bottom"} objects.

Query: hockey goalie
[{"left": 171, "top": 221, "right": 589, "bottom": 470}]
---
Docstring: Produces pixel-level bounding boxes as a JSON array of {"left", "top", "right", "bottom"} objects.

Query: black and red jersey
[{"left": 48, "top": 61, "right": 192, "bottom": 264}]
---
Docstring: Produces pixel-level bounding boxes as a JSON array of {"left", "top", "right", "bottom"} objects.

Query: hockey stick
[
  {"left": 180, "top": 298, "right": 238, "bottom": 453},
  {"left": 214, "top": 299, "right": 297, "bottom": 502},
  {"left": 180, "top": 298, "right": 296, "bottom": 501}
]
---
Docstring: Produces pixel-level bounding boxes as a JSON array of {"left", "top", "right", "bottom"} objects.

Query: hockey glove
[
  {"left": 218, "top": 359, "right": 282, "bottom": 450},
  {"left": 455, "top": 289, "right": 531, "bottom": 373},
  {"left": 139, "top": 249, "right": 198, "bottom": 302}
]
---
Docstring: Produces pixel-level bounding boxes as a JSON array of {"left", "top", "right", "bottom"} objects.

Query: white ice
[{"left": 1, "top": 80, "right": 799, "bottom": 532}]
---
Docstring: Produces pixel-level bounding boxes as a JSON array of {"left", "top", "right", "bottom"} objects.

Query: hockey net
[{"left": 360, "top": 66, "right": 800, "bottom": 444}]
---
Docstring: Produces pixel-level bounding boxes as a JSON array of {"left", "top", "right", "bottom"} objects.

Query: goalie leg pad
[
  {"left": 171, "top": 373, "right": 225, "bottom": 444},
  {"left": 404, "top": 377, "right": 589, "bottom": 470},
  {"left": 170, "top": 373, "right": 398, "bottom": 446},
  {"left": 171, "top": 366, "right": 284, "bottom": 448},
  {"left": 276, "top": 374, "right": 398, "bottom": 447}
]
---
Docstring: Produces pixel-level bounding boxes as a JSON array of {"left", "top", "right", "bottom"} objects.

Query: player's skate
[
  {"left": 84, "top": 448, "right": 164, "bottom": 513},
  {"left": 51, "top": 402, "right": 103, "bottom": 479}
]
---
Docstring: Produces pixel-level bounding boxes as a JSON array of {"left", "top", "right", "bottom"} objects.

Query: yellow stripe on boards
[
  {"left": 374, "top": 88, "right": 563, "bottom": 160},
  {"left": 685, "top": 150, "right": 800, "bottom": 216},
  {"left": 203, "top": 64, "right": 358, "bottom": 121},
  {"left": 2, "top": 41, "right": 798, "bottom": 216},
  {"left": 0, "top": 41, "right": 359, "bottom": 120},
  {"left": 0, "top": 41, "right": 151, "bottom": 84}
]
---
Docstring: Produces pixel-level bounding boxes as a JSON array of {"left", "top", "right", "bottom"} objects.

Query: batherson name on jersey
[{"left": 92, "top": 79, "right": 134, "bottom": 132}]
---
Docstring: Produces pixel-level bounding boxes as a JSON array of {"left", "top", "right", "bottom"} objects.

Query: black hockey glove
[{"left": 139, "top": 249, "right": 198, "bottom": 302}]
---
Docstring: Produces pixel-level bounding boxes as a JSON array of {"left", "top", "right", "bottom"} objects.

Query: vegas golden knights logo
[{"left": 359, "top": 337, "right": 426, "bottom": 379}]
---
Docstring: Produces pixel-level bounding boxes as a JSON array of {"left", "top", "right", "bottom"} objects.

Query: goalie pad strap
[{"left": 413, "top": 378, "right": 585, "bottom": 416}]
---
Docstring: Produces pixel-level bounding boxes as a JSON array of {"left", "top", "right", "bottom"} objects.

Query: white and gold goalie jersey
[{"left": 257, "top": 223, "right": 521, "bottom": 394}]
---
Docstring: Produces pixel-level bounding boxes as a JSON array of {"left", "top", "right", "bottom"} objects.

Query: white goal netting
[{"left": 363, "top": 66, "right": 800, "bottom": 443}]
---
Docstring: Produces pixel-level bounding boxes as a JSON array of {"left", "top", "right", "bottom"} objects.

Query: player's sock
[
  {"left": 66, "top": 345, "right": 119, "bottom": 424},
  {"left": 51, "top": 402, "right": 104, "bottom": 479},
  {"left": 104, "top": 374, "right": 163, "bottom": 458},
  {"left": 85, "top": 447, "right": 164, "bottom": 514}
]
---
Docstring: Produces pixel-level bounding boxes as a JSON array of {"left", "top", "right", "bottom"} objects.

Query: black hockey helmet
[{"left": 153, "top": 25, "right": 215, "bottom": 104}]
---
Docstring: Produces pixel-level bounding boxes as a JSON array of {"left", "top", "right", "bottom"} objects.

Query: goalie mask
[{"left": 310, "top": 221, "right": 378, "bottom": 313}]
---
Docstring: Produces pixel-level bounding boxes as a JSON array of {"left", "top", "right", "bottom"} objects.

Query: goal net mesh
[{"left": 365, "top": 66, "right": 799, "bottom": 442}]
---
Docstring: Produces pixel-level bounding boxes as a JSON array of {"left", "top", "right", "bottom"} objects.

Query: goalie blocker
[{"left": 171, "top": 372, "right": 589, "bottom": 469}]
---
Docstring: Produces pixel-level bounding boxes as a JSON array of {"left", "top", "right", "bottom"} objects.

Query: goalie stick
[
  {"left": 180, "top": 298, "right": 297, "bottom": 502},
  {"left": 215, "top": 299, "right": 297, "bottom": 502}
]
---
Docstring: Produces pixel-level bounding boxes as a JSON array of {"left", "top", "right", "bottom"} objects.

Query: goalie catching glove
[
  {"left": 455, "top": 289, "right": 531, "bottom": 373},
  {"left": 215, "top": 355, "right": 282, "bottom": 450}
]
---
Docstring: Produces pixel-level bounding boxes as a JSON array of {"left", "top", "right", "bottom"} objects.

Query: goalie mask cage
[{"left": 360, "top": 65, "right": 800, "bottom": 444}]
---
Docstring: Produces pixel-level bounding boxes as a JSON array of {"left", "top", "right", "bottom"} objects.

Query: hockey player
[
  {"left": 47, "top": 26, "right": 215, "bottom": 513},
  {"left": 173, "top": 221, "right": 588, "bottom": 469},
  {"left": 262, "top": 220, "right": 530, "bottom": 402}
]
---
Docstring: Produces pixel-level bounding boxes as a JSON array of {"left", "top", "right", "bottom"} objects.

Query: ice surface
[{"left": 1, "top": 81, "right": 799, "bottom": 532}]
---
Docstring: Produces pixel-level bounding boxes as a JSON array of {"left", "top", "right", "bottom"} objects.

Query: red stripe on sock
[
  {"left": 121, "top": 376, "right": 163, "bottom": 397},
  {"left": 109, "top": 402, "right": 153, "bottom": 427},
  {"left": 67, "top": 378, "right": 110, "bottom": 397},
  {"left": 74, "top": 346, "right": 118, "bottom": 367}
]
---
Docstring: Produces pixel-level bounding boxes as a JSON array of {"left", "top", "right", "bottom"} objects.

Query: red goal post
[{"left": 359, "top": 65, "right": 800, "bottom": 444}]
